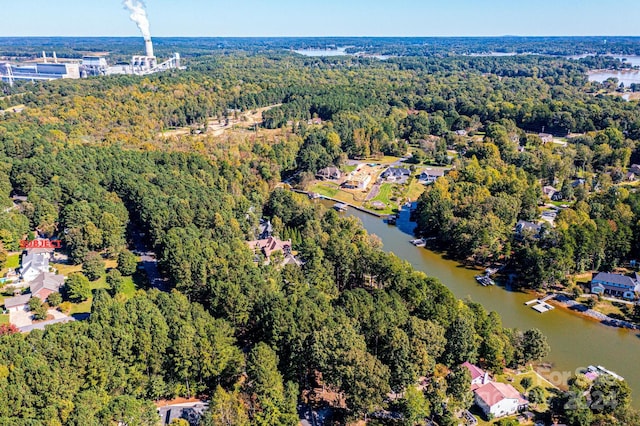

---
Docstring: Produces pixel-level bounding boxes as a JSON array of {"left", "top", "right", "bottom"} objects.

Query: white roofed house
[{"left": 20, "top": 249, "right": 53, "bottom": 283}]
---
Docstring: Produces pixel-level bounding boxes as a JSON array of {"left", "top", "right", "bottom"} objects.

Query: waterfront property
[
  {"left": 462, "top": 362, "right": 491, "bottom": 390},
  {"left": 474, "top": 381, "right": 528, "bottom": 419},
  {"left": 515, "top": 220, "right": 542, "bottom": 240},
  {"left": 342, "top": 173, "right": 371, "bottom": 190},
  {"left": 316, "top": 166, "right": 342, "bottom": 180},
  {"left": 417, "top": 168, "right": 446, "bottom": 184},
  {"left": 337, "top": 202, "right": 640, "bottom": 409},
  {"left": 590, "top": 272, "right": 640, "bottom": 300},
  {"left": 381, "top": 167, "right": 411, "bottom": 182}
]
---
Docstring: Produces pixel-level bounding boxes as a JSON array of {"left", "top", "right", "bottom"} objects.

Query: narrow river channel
[{"left": 325, "top": 201, "right": 640, "bottom": 406}]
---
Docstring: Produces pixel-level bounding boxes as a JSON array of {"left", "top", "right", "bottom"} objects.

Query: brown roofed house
[{"left": 247, "top": 236, "right": 292, "bottom": 259}]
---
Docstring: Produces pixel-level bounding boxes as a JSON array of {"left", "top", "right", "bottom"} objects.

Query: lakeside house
[
  {"left": 418, "top": 169, "right": 446, "bottom": 185},
  {"left": 474, "top": 381, "right": 528, "bottom": 419},
  {"left": 590, "top": 272, "right": 640, "bottom": 300},
  {"left": 461, "top": 361, "right": 528, "bottom": 419},
  {"left": 246, "top": 236, "right": 302, "bottom": 267},
  {"left": 343, "top": 173, "right": 371, "bottom": 190},
  {"left": 316, "top": 166, "right": 342, "bottom": 180},
  {"left": 381, "top": 167, "right": 411, "bottom": 182},
  {"left": 4, "top": 272, "right": 65, "bottom": 312},
  {"left": 462, "top": 362, "right": 491, "bottom": 390},
  {"left": 515, "top": 220, "right": 542, "bottom": 240},
  {"left": 625, "top": 171, "right": 636, "bottom": 182},
  {"left": 629, "top": 164, "right": 640, "bottom": 175}
]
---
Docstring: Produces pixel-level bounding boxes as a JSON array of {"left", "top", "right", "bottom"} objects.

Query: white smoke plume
[{"left": 122, "top": 0, "right": 151, "bottom": 41}]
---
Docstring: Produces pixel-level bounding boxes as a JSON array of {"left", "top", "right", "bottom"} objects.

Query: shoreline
[
  {"left": 302, "top": 194, "right": 640, "bottom": 333},
  {"left": 548, "top": 294, "right": 640, "bottom": 331}
]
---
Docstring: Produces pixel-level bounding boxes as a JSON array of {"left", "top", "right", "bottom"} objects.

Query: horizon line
[{"left": 0, "top": 35, "right": 639, "bottom": 39}]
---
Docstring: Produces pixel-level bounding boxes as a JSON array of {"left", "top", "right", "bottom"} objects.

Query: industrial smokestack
[{"left": 145, "top": 38, "right": 154, "bottom": 58}]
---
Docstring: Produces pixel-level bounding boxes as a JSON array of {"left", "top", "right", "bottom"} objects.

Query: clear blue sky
[{"left": 1, "top": 0, "right": 640, "bottom": 37}]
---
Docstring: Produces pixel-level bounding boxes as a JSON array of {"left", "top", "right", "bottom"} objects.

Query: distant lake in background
[
  {"left": 293, "top": 47, "right": 389, "bottom": 60},
  {"left": 293, "top": 47, "right": 350, "bottom": 57},
  {"left": 588, "top": 69, "right": 640, "bottom": 86}
]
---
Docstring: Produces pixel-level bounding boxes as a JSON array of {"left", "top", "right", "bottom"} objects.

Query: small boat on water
[
  {"left": 485, "top": 267, "right": 499, "bottom": 276},
  {"left": 410, "top": 238, "right": 426, "bottom": 247},
  {"left": 475, "top": 275, "right": 495, "bottom": 286},
  {"left": 386, "top": 214, "right": 398, "bottom": 225}
]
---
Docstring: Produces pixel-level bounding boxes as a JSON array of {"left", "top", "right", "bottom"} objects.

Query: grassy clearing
[
  {"left": 0, "top": 253, "right": 21, "bottom": 277},
  {"left": 309, "top": 182, "right": 366, "bottom": 205},
  {"left": 372, "top": 183, "right": 393, "bottom": 204},
  {"left": 5, "top": 253, "right": 19, "bottom": 269},
  {"left": 405, "top": 178, "right": 426, "bottom": 201},
  {"left": 342, "top": 164, "right": 357, "bottom": 173},
  {"left": 69, "top": 271, "right": 144, "bottom": 315},
  {"left": 0, "top": 315, "right": 8, "bottom": 325}
]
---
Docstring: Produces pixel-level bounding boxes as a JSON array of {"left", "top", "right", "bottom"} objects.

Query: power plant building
[
  {"left": 1, "top": 39, "right": 183, "bottom": 86},
  {"left": 1, "top": 62, "right": 80, "bottom": 84}
]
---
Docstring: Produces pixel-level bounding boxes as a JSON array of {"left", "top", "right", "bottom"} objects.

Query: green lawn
[
  {"left": 405, "top": 178, "right": 426, "bottom": 201},
  {"left": 0, "top": 253, "right": 21, "bottom": 278},
  {"left": 5, "top": 253, "right": 19, "bottom": 269},
  {"left": 342, "top": 164, "right": 357, "bottom": 173},
  {"left": 309, "top": 182, "right": 339, "bottom": 198},
  {"left": 368, "top": 183, "right": 400, "bottom": 215},
  {"left": 0, "top": 314, "right": 9, "bottom": 325},
  {"left": 69, "top": 272, "right": 143, "bottom": 315},
  {"left": 119, "top": 276, "right": 137, "bottom": 298}
]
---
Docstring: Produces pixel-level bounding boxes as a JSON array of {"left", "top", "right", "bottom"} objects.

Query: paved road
[
  {"left": 131, "top": 229, "right": 169, "bottom": 291},
  {"left": 19, "top": 316, "right": 75, "bottom": 332}
]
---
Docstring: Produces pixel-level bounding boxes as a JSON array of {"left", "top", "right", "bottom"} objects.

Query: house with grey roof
[
  {"left": 158, "top": 403, "right": 208, "bottom": 426},
  {"left": 591, "top": 272, "right": 640, "bottom": 300},
  {"left": 20, "top": 250, "right": 52, "bottom": 282},
  {"left": 538, "top": 133, "right": 554, "bottom": 144},
  {"left": 381, "top": 167, "right": 411, "bottom": 181},
  {"left": 542, "top": 186, "right": 562, "bottom": 201},
  {"left": 418, "top": 169, "right": 446, "bottom": 184},
  {"left": 29, "top": 272, "right": 65, "bottom": 302},
  {"left": 4, "top": 294, "right": 32, "bottom": 313},
  {"left": 3, "top": 272, "right": 65, "bottom": 312},
  {"left": 515, "top": 220, "right": 542, "bottom": 240},
  {"left": 316, "top": 166, "right": 342, "bottom": 180}
]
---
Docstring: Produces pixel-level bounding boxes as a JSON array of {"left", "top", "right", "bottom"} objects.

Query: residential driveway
[
  {"left": 48, "top": 309, "right": 67, "bottom": 320},
  {"left": 10, "top": 309, "right": 32, "bottom": 328}
]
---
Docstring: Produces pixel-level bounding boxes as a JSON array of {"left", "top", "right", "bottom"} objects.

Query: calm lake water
[
  {"left": 588, "top": 70, "right": 640, "bottom": 86},
  {"left": 325, "top": 202, "right": 640, "bottom": 406},
  {"left": 294, "top": 47, "right": 350, "bottom": 57}
]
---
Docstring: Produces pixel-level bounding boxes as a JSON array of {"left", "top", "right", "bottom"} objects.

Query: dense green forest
[
  {"left": 4, "top": 36, "right": 640, "bottom": 60},
  {"left": 1, "top": 41, "right": 639, "bottom": 425}
]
